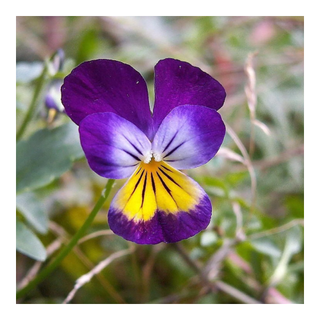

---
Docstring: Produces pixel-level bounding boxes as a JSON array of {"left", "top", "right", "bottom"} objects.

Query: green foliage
[
  {"left": 16, "top": 16, "right": 303, "bottom": 304},
  {"left": 16, "top": 123, "right": 83, "bottom": 194},
  {"left": 16, "top": 219, "right": 46, "bottom": 261},
  {"left": 16, "top": 192, "right": 48, "bottom": 234}
]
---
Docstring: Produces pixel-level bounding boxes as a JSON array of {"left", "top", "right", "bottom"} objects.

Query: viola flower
[{"left": 61, "top": 58, "right": 226, "bottom": 245}]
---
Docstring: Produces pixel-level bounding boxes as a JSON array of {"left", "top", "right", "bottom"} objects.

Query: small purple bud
[{"left": 45, "top": 80, "right": 64, "bottom": 113}]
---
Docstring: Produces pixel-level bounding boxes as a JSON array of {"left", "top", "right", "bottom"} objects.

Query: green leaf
[
  {"left": 250, "top": 238, "right": 282, "bottom": 258},
  {"left": 201, "top": 176, "right": 229, "bottom": 198},
  {"left": 16, "top": 122, "right": 83, "bottom": 194},
  {"left": 16, "top": 192, "right": 48, "bottom": 234},
  {"left": 16, "top": 219, "right": 46, "bottom": 261},
  {"left": 268, "top": 226, "right": 303, "bottom": 286},
  {"left": 285, "top": 225, "right": 303, "bottom": 257}
]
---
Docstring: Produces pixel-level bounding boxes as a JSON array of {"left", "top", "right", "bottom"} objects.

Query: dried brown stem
[
  {"left": 171, "top": 243, "right": 261, "bottom": 304},
  {"left": 63, "top": 248, "right": 134, "bottom": 304}
]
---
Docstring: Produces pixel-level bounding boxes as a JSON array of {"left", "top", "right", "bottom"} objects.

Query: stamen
[
  {"left": 143, "top": 150, "right": 153, "bottom": 164},
  {"left": 153, "top": 152, "right": 162, "bottom": 162}
]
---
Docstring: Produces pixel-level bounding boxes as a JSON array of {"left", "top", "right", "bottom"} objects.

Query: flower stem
[
  {"left": 16, "top": 62, "right": 49, "bottom": 141},
  {"left": 16, "top": 179, "right": 115, "bottom": 300}
]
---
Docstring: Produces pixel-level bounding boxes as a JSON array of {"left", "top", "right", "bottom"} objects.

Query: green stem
[
  {"left": 16, "top": 62, "right": 49, "bottom": 141},
  {"left": 16, "top": 179, "right": 115, "bottom": 300}
]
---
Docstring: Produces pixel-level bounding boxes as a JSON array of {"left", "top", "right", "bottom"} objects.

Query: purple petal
[
  {"left": 79, "top": 112, "right": 152, "bottom": 179},
  {"left": 61, "top": 59, "right": 153, "bottom": 138},
  {"left": 108, "top": 196, "right": 212, "bottom": 244},
  {"left": 152, "top": 58, "right": 226, "bottom": 133},
  {"left": 152, "top": 105, "right": 226, "bottom": 170},
  {"left": 108, "top": 161, "right": 212, "bottom": 244}
]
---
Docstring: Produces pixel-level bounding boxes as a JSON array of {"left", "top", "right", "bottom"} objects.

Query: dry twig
[
  {"left": 171, "top": 243, "right": 261, "bottom": 304},
  {"left": 17, "top": 239, "right": 62, "bottom": 290},
  {"left": 49, "top": 221, "right": 125, "bottom": 303},
  {"left": 245, "top": 51, "right": 258, "bottom": 157},
  {"left": 63, "top": 248, "right": 134, "bottom": 304},
  {"left": 226, "top": 123, "right": 257, "bottom": 218}
]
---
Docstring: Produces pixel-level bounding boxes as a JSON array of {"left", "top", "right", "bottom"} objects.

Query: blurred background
[{"left": 16, "top": 16, "right": 304, "bottom": 304}]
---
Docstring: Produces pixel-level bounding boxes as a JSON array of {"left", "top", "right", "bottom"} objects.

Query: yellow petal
[{"left": 112, "top": 159, "right": 203, "bottom": 222}]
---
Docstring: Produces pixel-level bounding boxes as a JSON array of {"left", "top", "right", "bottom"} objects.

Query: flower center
[{"left": 140, "top": 157, "right": 162, "bottom": 171}]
